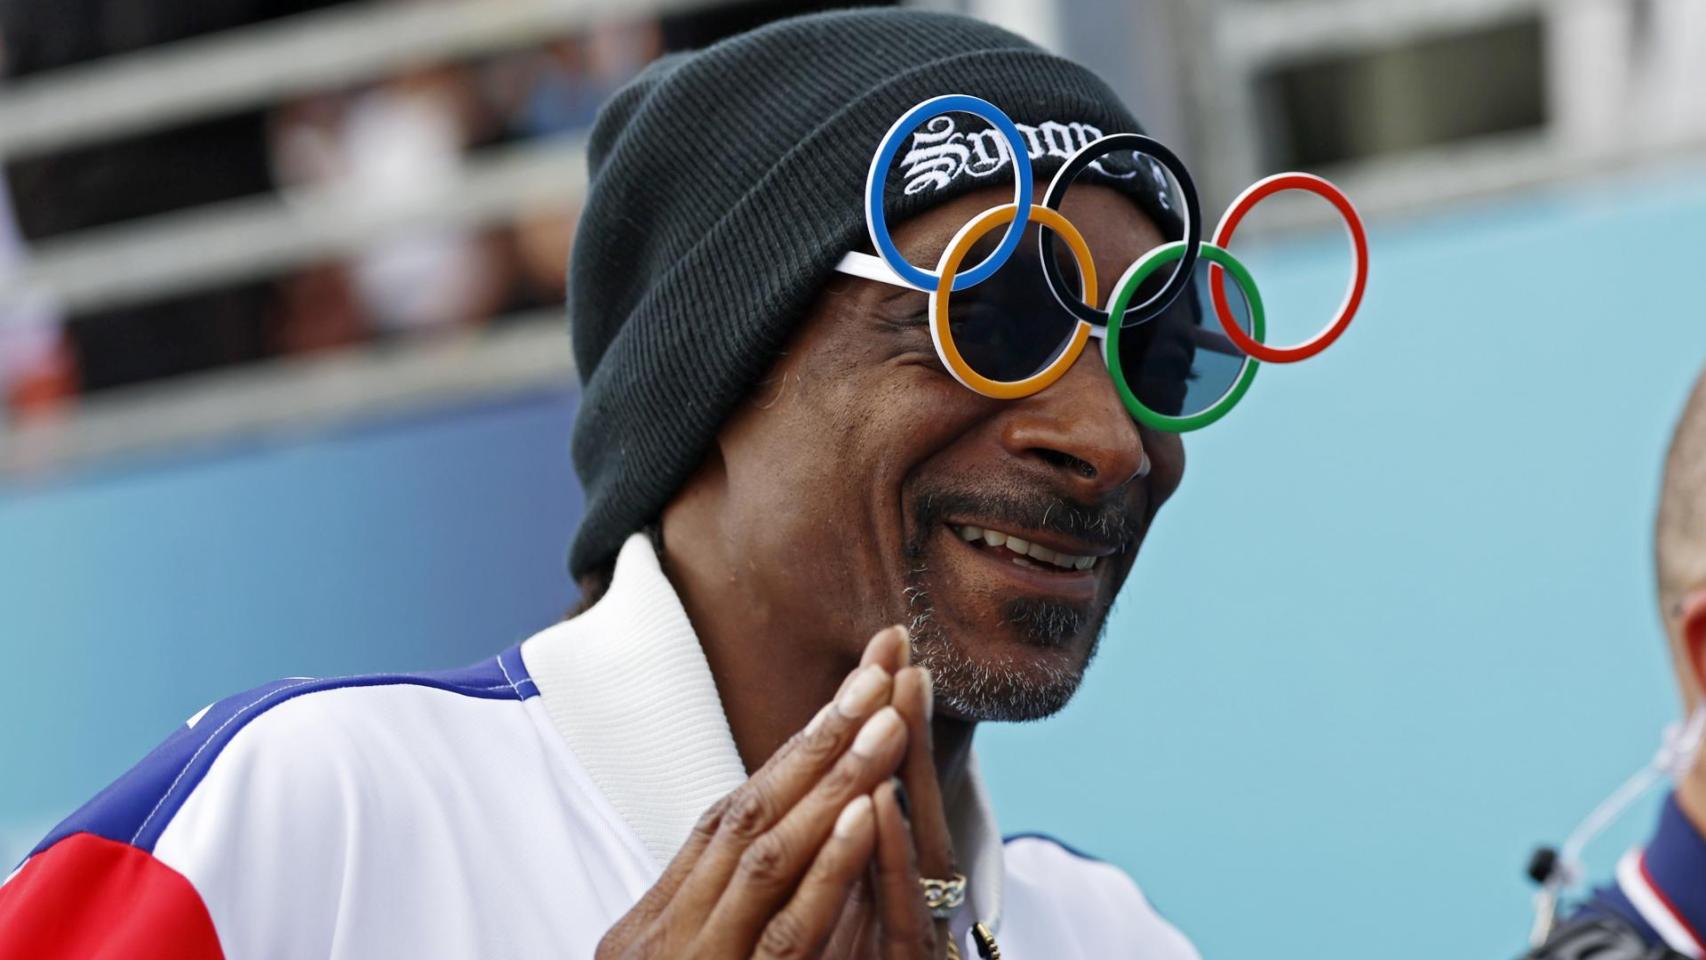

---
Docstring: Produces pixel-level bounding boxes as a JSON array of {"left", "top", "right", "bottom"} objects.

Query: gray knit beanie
[{"left": 567, "top": 8, "right": 1177, "bottom": 578}]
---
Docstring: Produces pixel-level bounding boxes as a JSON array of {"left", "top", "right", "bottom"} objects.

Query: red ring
[{"left": 1209, "top": 172, "right": 1368, "bottom": 364}]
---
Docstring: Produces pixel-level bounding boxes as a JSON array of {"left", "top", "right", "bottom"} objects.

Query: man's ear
[{"left": 1677, "top": 588, "right": 1706, "bottom": 699}]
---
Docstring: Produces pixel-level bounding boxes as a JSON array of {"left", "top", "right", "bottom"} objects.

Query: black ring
[{"left": 1037, "top": 133, "right": 1201, "bottom": 330}]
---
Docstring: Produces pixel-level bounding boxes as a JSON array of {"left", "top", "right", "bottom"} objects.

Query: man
[
  {"left": 0, "top": 11, "right": 1202, "bottom": 958},
  {"left": 1527, "top": 371, "right": 1706, "bottom": 960}
]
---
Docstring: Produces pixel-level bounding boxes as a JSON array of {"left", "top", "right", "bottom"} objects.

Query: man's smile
[
  {"left": 950, "top": 522, "right": 1113, "bottom": 571},
  {"left": 939, "top": 522, "right": 1103, "bottom": 604},
  {"left": 903, "top": 482, "right": 1143, "bottom": 618}
]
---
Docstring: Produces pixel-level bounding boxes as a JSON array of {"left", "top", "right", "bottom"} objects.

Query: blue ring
[{"left": 864, "top": 95, "right": 1033, "bottom": 292}]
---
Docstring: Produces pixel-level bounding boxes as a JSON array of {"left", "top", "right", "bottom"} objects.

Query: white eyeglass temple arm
[
  {"left": 834, "top": 251, "right": 915, "bottom": 289},
  {"left": 835, "top": 250, "right": 1115, "bottom": 344}
]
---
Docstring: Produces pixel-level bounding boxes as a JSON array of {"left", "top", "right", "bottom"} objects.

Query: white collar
[{"left": 521, "top": 532, "right": 1006, "bottom": 929}]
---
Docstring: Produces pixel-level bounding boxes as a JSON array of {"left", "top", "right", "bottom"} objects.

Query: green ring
[{"left": 1104, "top": 241, "right": 1265, "bottom": 432}]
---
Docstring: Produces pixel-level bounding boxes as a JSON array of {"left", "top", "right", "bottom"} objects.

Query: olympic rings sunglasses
[{"left": 833, "top": 94, "right": 1370, "bottom": 432}]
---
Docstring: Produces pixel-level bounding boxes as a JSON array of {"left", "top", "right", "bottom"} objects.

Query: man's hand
[
  {"left": 871, "top": 662, "right": 953, "bottom": 959},
  {"left": 816, "top": 630, "right": 954, "bottom": 960},
  {"left": 596, "top": 626, "right": 944, "bottom": 959}
]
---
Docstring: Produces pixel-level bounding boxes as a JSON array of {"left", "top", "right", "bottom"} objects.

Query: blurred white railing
[
  {"left": 0, "top": 312, "right": 575, "bottom": 474},
  {"left": 0, "top": 0, "right": 712, "bottom": 160},
  {"left": 5, "top": 0, "right": 1705, "bottom": 469},
  {"left": 0, "top": 137, "right": 587, "bottom": 315},
  {"left": 1191, "top": 0, "right": 1706, "bottom": 216},
  {"left": 0, "top": 0, "right": 649, "bottom": 466},
  {"left": 0, "top": 0, "right": 710, "bottom": 325}
]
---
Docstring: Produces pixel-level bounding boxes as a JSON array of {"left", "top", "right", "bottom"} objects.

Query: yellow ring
[{"left": 929, "top": 204, "right": 1098, "bottom": 400}]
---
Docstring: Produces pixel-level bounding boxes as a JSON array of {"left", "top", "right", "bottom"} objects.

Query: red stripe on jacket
[{"left": 0, "top": 832, "right": 223, "bottom": 960}]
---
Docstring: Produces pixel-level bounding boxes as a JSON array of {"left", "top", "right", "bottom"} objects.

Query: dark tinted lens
[
  {"left": 949, "top": 223, "right": 1082, "bottom": 383},
  {"left": 1119, "top": 258, "right": 1253, "bottom": 418}
]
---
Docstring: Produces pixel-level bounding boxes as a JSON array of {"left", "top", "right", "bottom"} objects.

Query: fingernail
[
  {"left": 852, "top": 706, "right": 903, "bottom": 758},
  {"left": 893, "top": 624, "right": 911, "bottom": 667},
  {"left": 833, "top": 667, "right": 858, "bottom": 700},
  {"left": 918, "top": 666, "right": 933, "bottom": 722},
  {"left": 892, "top": 779, "right": 911, "bottom": 820},
  {"left": 804, "top": 703, "right": 832, "bottom": 737},
  {"left": 837, "top": 665, "right": 887, "bottom": 719},
  {"left": 835, "top": 794, "right": 873, "bottom": 839}
]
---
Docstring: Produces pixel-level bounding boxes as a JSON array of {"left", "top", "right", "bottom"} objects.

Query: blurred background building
[
  {"left": 2, "top": 0, "right": 1702, "bottom": 442},
  {"left": 2, "top": 1, "right": 1705, "bottom": 957}
]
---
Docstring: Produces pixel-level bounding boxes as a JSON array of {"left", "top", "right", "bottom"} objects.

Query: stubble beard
[{"left": 901, "top": 539, "right": 1113, "bottom": 724}]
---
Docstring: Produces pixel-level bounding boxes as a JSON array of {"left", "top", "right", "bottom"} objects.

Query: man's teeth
[{"left": 952, "top": 525, "right": 1097, "bottom": 571}]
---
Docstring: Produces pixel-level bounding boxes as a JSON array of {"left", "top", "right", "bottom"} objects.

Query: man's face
[{"left": 697, "top": 183, "right": 1184, "bottom": 721}]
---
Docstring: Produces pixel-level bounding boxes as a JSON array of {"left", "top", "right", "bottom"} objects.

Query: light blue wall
[{"left": 5, "top": 166, "right": 1706, "bottom": 957}]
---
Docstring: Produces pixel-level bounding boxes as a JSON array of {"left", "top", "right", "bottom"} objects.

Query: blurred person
[
  {"left": 660, "top": 0, "right": 893, "bottom": 50},
  {"left": 511, "top": 206, "right": 577, "bottom": 308},
  {"left": 268, "top": 95, "right": 367, "bottom": 353},
  {"left": 513, "top": 38, "right": 607, "bottom": 136},
  {"left": 1524, "top": 369, "right": 1706, "bottom": 959},
  {"left": 0, "top": 0, "right": 345, "bottom": 392},
  {"left": 269, "top": 262, "right": 365, "bottom": 354},
  {"left": 338, "top": 67, "right": 510, "bottom": 335},
  {"left": 498, "top": 23, "right": 664, "bottom": 311},
  {"left": 269, "top": 93, "right": 351, "bottom": 190},
  {"left": 587, "top": 20, "right": 664, "bottom": 90},
  {"left": 0, "top": 179, "right": 76, "bottom": 424},
  {"left": 0, "top": 11, "right": 1246, "bottom": 958}
]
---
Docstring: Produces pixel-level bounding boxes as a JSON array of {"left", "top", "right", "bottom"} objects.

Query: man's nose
[{"left": 996, "top": 344, "right": 1149, "bottom": 496}]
